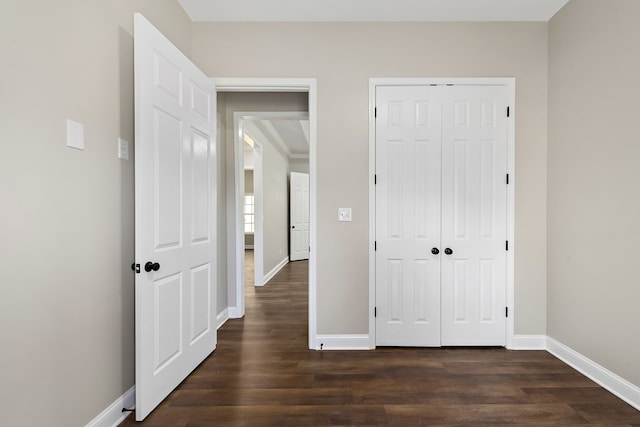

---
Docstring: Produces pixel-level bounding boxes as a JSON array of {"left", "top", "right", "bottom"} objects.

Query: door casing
[{"left": 368, "top": 77, "right": 516, "bottom": 349}]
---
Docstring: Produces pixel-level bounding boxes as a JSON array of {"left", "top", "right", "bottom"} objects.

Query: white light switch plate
[
  {"left": 66, "top": 119, "right": 84, "bottom": 150},
  {"left": 118, "top": 138, "right": 129, "bottom": 160},
  {"left": 338, "top": 208, "right": 352, "bottom": 222}
]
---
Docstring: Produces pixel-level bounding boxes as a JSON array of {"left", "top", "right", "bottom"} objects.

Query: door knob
[
  {"left": 444, "top": 248, "right": 453, "bottom": 255},
  {"left": 292, "top": 225, "right": 296, "bottom": 229},
  {"left": 145, "top": 261, "right": 160, "bottom": 272},
  {"left": 431, "top": 248, "right": 439, "bottom": 255}
]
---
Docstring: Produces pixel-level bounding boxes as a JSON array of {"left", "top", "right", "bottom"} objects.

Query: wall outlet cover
[
  {"left": 338, "top": 208, "right": 352, "bottom": 222},
  {"left": 118, "top": 138, "right": 129, "bottom": 160}
]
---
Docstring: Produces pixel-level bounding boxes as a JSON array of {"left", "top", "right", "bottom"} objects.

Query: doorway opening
[{"left": 215, "top": 79, "right": 318, "bottom": 349}]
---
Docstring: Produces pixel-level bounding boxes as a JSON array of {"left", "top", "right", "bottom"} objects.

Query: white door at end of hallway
[{"left": 290, "top": 172, "right": 309, "bottom": 261}]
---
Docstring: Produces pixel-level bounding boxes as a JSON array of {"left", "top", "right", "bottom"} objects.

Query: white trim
[
  {"left": 213, "top": 78, "right": 318, "bottom": 351},
  {"left": 505, "top": 80, "right": 516, "bottom": 349},
  {"left": 228, "top": 306, "right": 243, "bottom": 319},
  {"left": 85, "top": 386, "right": 135, "bottom": 427},
  {"left": 258, "top": 256, "right": 289, "bottom": 286},
  {"left": 547, "top": 337, "right": 640, "bottom": 412},
  {"left": 315, "top": 334, "right": 372, "bottom": 350},
  {"left": 368, "top": 78, "right": 516, "bottom": 348},
  {"left": 214, "top": 78, "right": 313, "bottom": 92},
  {"left": 510, "top": 334, "right": 547, "bottom": 350},
  {"left": 367, "top": 81, "right": 377, "bottom": 350},
  {"left": 216, "top": 308, "right": 229, "bottom": 330}
]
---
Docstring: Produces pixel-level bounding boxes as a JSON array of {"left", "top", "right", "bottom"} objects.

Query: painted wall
[
  {"left": 290, "top": 159, "right": 310, "bottom": 174},
  {"left": 245, "top": 169, "right": 254, "bottom": 193},
  {"left": 548, "top": 0, "right": 640, "bottom": 387},
  {"left": 261, "top": 134, "right": 290, "bottom": 274},
  {"left": 219, "top": 93, "right": 308, "bottom": 308},
  {"left": 0, "top": 1, "right": 192, "bottom": 426},
  {"left": 192, "top": 22, "right": 549, "bottom": 335}
]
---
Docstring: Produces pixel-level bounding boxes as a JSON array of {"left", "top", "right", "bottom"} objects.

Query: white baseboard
[
  {"left": 228, "top": 306, "right": 244, "bottom": 319},
  {"left": 258, "top": 256, "right": 289, "bottom": 287},
  {"left": 228, "top": 306, "right": 243, "bottom": 319},
  {"left": 510, "top": 334, "right": 547, "bottom": 350},
  {"left": 85, "top": 386, "right": 135, "bottom": 427},
  {"left": 547, "top": 337, "right": 640, "bottom": 411},
  {"left": 315, "top": 334, "right": 372, "bottom": 350},
  {"left": 216, "top": 308, "right": 229, "bottom": 330}
]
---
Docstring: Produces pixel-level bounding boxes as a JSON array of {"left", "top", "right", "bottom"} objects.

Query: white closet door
[
  {"left": 440, "top": 85, "right": 508, "bottom": 346},
  {"left": 375, "top": 86, "right": 442, "bottom": 346}
]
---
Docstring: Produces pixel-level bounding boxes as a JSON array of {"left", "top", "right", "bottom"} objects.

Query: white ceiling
[
  {"left": 243, "top": 118, "right": 310, "bottom": 169},
  {"left": 178, "top": 0, "right": 570, "bottom": 22}
]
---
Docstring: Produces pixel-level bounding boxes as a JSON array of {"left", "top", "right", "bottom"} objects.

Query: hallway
[{"left": 122, "top": 256, "right": 640, "bottom": 425}]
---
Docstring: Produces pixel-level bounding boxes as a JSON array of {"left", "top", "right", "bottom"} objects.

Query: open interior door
[{"left": 134, "top": 13, "right": 217, "bottom": 421}]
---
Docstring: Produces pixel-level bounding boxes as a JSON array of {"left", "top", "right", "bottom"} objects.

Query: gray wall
[
  {"left": 261, "top": 136, "right": 290, "bottom": 273},
  {"left": 290, "top": 159, "right": 310, "bottom": 174},
  {"left": 548, "top": 0, "right": 640, "bottom": 387},
  {"left": 192, "top": 22, "right": 549, "bottom": 335},
  {"left": 245, "top": 169, "right": 254, "bottom": 193},
  {"left": 0, "top": 1, "right": 192, "bottom": 426}
]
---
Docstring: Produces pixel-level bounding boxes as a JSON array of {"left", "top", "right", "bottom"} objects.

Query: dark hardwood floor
[{"left": 122, "top": 252, "right": 640, "bottom": 426}]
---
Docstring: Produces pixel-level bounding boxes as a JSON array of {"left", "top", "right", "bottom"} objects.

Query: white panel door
[
  {"left": 134, "top": 14, "right": 217, "bottom": 421},
  {"left": 289, "top": 172, "right": 309, "bottom": 261},
  {"left": 375, "top": 86, "right": 442, "bottom": 346},
  {"left": 440, "top": 85, "right": 508, "bottom": 346}
]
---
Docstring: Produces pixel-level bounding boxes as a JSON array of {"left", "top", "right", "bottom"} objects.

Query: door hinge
[
  {"left": 507, "top": 106, "right": 510, "bottom": 117},
  {"left": 374, "top": 107, "right": 377, "bottom": 118},
  {"left": 506, "top": 241, "right": 509, "bottom": 251},
  {"left": 505, "top": 307, "right": 509, "bottom": 318},
  {"left": 374, "top": 307, "right": 377, "bottom": 317},
  {"left": 374, "top": 241, "right": 377, "bottom": 251},
  {"left": 506, "top": 173, "right": 510, "bottom": 185},
  {"left": 374, "top": 174, "right": 377, "bottom": 185}
]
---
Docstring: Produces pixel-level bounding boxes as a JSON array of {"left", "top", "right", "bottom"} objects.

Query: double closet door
[{"left": 375, "top": 84, "right": 509, "bottom": 347}]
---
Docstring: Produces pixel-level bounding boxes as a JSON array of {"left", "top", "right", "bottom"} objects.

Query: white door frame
[
  {"left": 214, "top": 78, "right": 318, "bottom": 350},
  {"left": 368, "top": 77, "right": 516, "bottom": 349}
]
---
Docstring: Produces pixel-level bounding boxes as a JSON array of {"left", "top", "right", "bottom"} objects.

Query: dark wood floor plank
[{"left": 120, "top": 251, "right": 640, "bottom": 426}]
